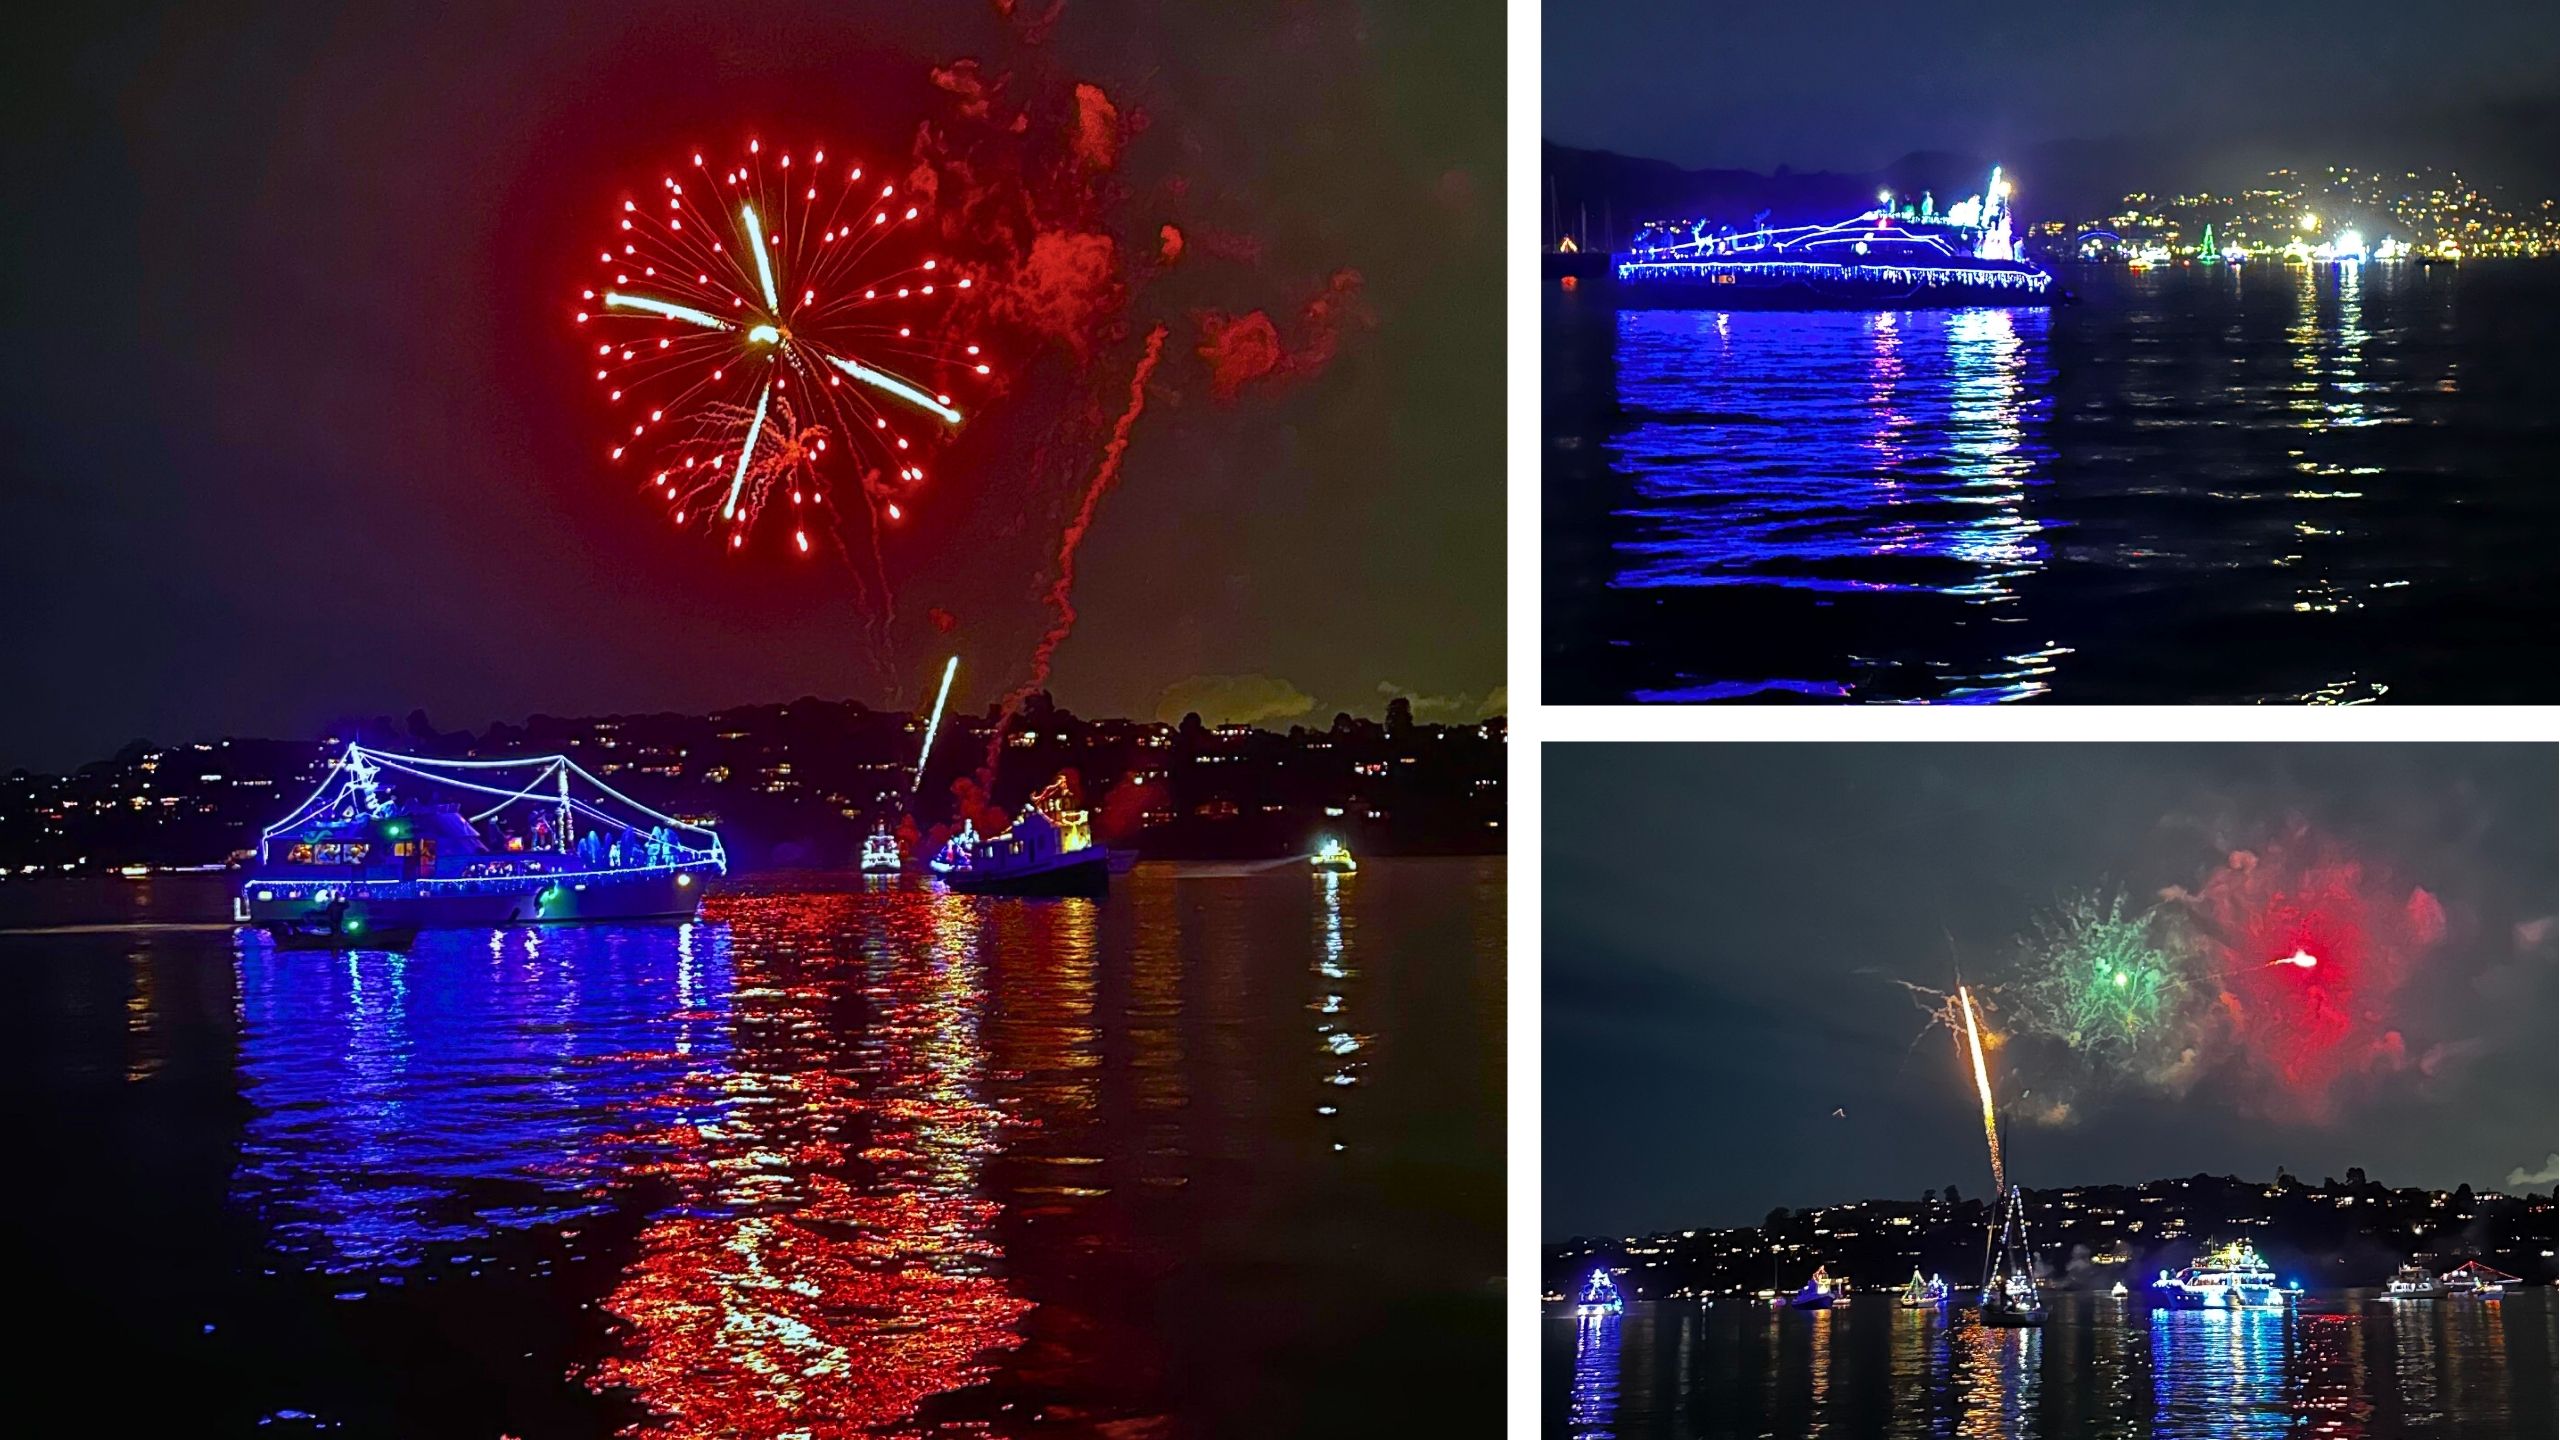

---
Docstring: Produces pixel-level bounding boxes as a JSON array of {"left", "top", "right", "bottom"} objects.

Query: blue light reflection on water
[
  {"left": 231, "top": 923, "right": 736, "bottom": 1270},
  {"left": 1571, "top": 1310, "right": 1623, "bottom": 1440},
  {"left": 1608, "top": 306, "right": 2066, "bottom": 702}
]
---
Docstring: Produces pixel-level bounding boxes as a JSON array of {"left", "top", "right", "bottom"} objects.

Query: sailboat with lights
[
  {"left": 240, "top": 744, "right": 725, "bottom": 934},
  {"left": 1616, "top": 166, "right": 2054, "bottom": 309},
  {"left": 1977, "top": 1185, "right": 2047, "bottom": 1326}
]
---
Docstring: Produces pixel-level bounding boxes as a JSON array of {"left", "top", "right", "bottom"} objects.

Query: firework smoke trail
[
  {"left": 1958, "top": 984, "right": 2005, "bottom": 1195},
  {"left": 990, "top": 323, "right": 1168, "bottom": 758},
  {"left": 913, "top": 655, "right": 958, "bottom": 797}
]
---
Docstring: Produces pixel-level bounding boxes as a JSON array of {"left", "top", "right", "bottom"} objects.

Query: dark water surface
[
  {"left": 4, "top": 864, "right": 1504, "bottom": 1436},
  {"left": 1545, "top": 263, "right": 2560, "bottom": 703},
  {"left": 1549, "top": 1293, "right": 2557, "bottom": 1439}
]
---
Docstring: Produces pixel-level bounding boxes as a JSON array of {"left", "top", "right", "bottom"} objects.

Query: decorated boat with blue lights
[
  {"left": 1617, "top": 167, "right": 2054, "bottom": 310},
  {"left": 1789, "top": 1265, "right": 1841, "bottom": 1309},
  {"left": 240, "top": 744, "right": 725, "bottom": 933},
  {"left": 930, "top": 774, "right": 1111, "bottom": 897},
  {"left": 1578, "top": 1268, "right": 1626, "bottom": 1316},
  {"left": 2152, "top": 1240, "right": 2288, "bottom": 1310},
  {"left": 1898, "top": 1269, "right": 1952, "bottom": 1308}
]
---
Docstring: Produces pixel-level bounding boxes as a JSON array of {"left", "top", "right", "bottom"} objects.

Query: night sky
[
  {"left": 1545, "top": 744, "right": 2559, "bottom": 1239},
  {"left": 1545, "top": 1, "right": 2560, "bottom": 183},
  {"left": 0, "top": 1, "right": 1501, "bottom": 771}
]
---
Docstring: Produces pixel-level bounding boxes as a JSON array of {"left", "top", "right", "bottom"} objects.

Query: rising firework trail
[
  {"left": 913, "top": 655, "right": 958, "bottom": 797},
  {"left": 1958, "top": 983, "right": 2005, "bottom": 1195},
  {"left": 577, "top": 138, "right": 997, "bottom": 575},
  {"left": 994, "top": 323, "right": 1169, "bottom": 753}
]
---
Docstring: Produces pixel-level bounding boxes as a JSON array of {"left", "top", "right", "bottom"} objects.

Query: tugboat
[
  {"left": 1310, "top": 835, "right": 1358, "bottom": 873},
  {"left": 1578, "top": 1268, "right": 1625, "bottom": 1316},
  {"left": 2152, "top": 1241, "right": 2287, "bottom": 1310},
  {"left": 1616, "top": 166, "right": 2055, "bottom": 310},
  {"left": 240, "top": 744, "right": 724, "bottom": 934},
  {"left": 1899, "top": 1270, "right": 1952, "bottom": 1308},
  {"left": 2386, "top": 1263, "right": 2445, "bottom": 1299},
  {"left": 933, "top": 775, "right": 1112, "bottom": 898},
  {"left": 1977, "top": 1186, "right": 2047, "bottom": 1327},
  {"left": 1789, "top": 1266, "right": 1841, "bottom": 1309},
  {"left": 859, "top": 824, "right": 903, "bottom": 874},
  {"left": 2440, "top": 1260, "right": 2517, "bottom": 1298}
]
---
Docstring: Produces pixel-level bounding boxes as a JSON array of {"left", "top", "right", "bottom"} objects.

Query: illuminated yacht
[
  {"left": 1617, "top": 167, "right": 2054, "bottom": 309},
  {"left": 2385, "top": 1263, "right": 2444, "bottom": 1299},
  {"left": 1578, "top": 1268, "right": 1626, "bottom": 1316},
  {"left": 932, "top": 774, "right": 1112, "bottom": 897},
  {"left": 241, "top": 744, "right": 724, "bottom": 934},
  {"left": 1310, "top": 835, "right": 1359, "bottom": 873},
  {"left": 2152, "top": 1241, "right": 2288, "bottom": 1310},
  {"left": 860, "top": 823, "right": 903, "bottom": 873}
]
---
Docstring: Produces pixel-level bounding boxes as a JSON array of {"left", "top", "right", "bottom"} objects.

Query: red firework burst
[
  {"left": 2178, "top": 838, "right": 2443, "bottom": 1117},
  {"left": 575, "top": 137, "right": 994, "bottom": 557}
]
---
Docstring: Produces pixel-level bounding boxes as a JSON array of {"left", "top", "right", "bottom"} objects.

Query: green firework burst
[{"left": 2009, "top": 890, "right": 2188, "bottom": 1063}]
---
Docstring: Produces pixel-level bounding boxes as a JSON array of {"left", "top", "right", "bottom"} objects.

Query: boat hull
[
  {"left": 1980, "top": 1307, "right": 2046, "bottom": 1328},
  {"left": 242, "top": 866, "right": 712, "bottom": 930},
  {"left": 1615, "top": 262, "right": 2054, "bottom": 311},
  {"left": 941, "top": 848, "right": 1112, "bottom": 897},
  {"left": 2154, "top": 1286, "right": 2285, "bottom": 1311}
]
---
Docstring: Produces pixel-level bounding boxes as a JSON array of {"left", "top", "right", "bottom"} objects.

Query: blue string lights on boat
[{"left": 1614, "top": 167, "right": 2055, "bottom": 308}]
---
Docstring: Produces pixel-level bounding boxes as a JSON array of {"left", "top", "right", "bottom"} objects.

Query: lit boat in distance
[
  {"left": 1789, "top": 1265, "right": 1841, "bottom": 1309},
  {"left": 241, "top": 744, "right": 725, "bottom": 933},
  {"left": 2152, "top": 1240, "right": 2288, "bottom": 1310},
  {"left": 2440, "top": 1260, "right": 2517, "bottom": 1297},
  {"left": 1899, "top": 1269, "right": 1952, "bottom": 1308},
  {"left": 1310, "top": 835, "right": 1359, "bottom": 873},
  {"left": 2386, "top": 1263, "right": 2444, "bottom": 1299},
  {"left": 1578, "top": 1268, "right": 1625, "bottom": 1316},
  {"left": 859, "top": 824, "right": 903, "bottom": 874},
  {"left": 1617, "top": 166, "right": 2055, "bottom": 310}
]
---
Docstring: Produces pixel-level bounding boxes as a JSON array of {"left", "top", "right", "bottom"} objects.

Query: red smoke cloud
[
  {"left": 1071, "top": 83, "right": 1122, "bottom": 170},
  {"left": 1195, "top": 269, "right": 1368, "bottom": 402}
]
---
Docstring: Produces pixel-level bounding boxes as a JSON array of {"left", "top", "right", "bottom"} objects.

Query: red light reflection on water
[{"left": 587, "top": 889, "right": 1034, "bottom": 1436}]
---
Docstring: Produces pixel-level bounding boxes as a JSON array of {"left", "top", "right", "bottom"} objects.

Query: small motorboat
[
  {"left": 1310, "top": 836, "right": 1358, "bottom": 873},
  {"left": 266, "top": 899, "right": 419, "bottom": 951}
]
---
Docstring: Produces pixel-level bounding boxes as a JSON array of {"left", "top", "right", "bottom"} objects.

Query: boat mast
[{"left": 555, "top": 759, "right": 574, "bottom": 850}]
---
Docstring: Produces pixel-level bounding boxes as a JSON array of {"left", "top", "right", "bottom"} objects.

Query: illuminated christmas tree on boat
[{"left": 1615, "top": 166, "right": 2055, "bottom": 310}]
